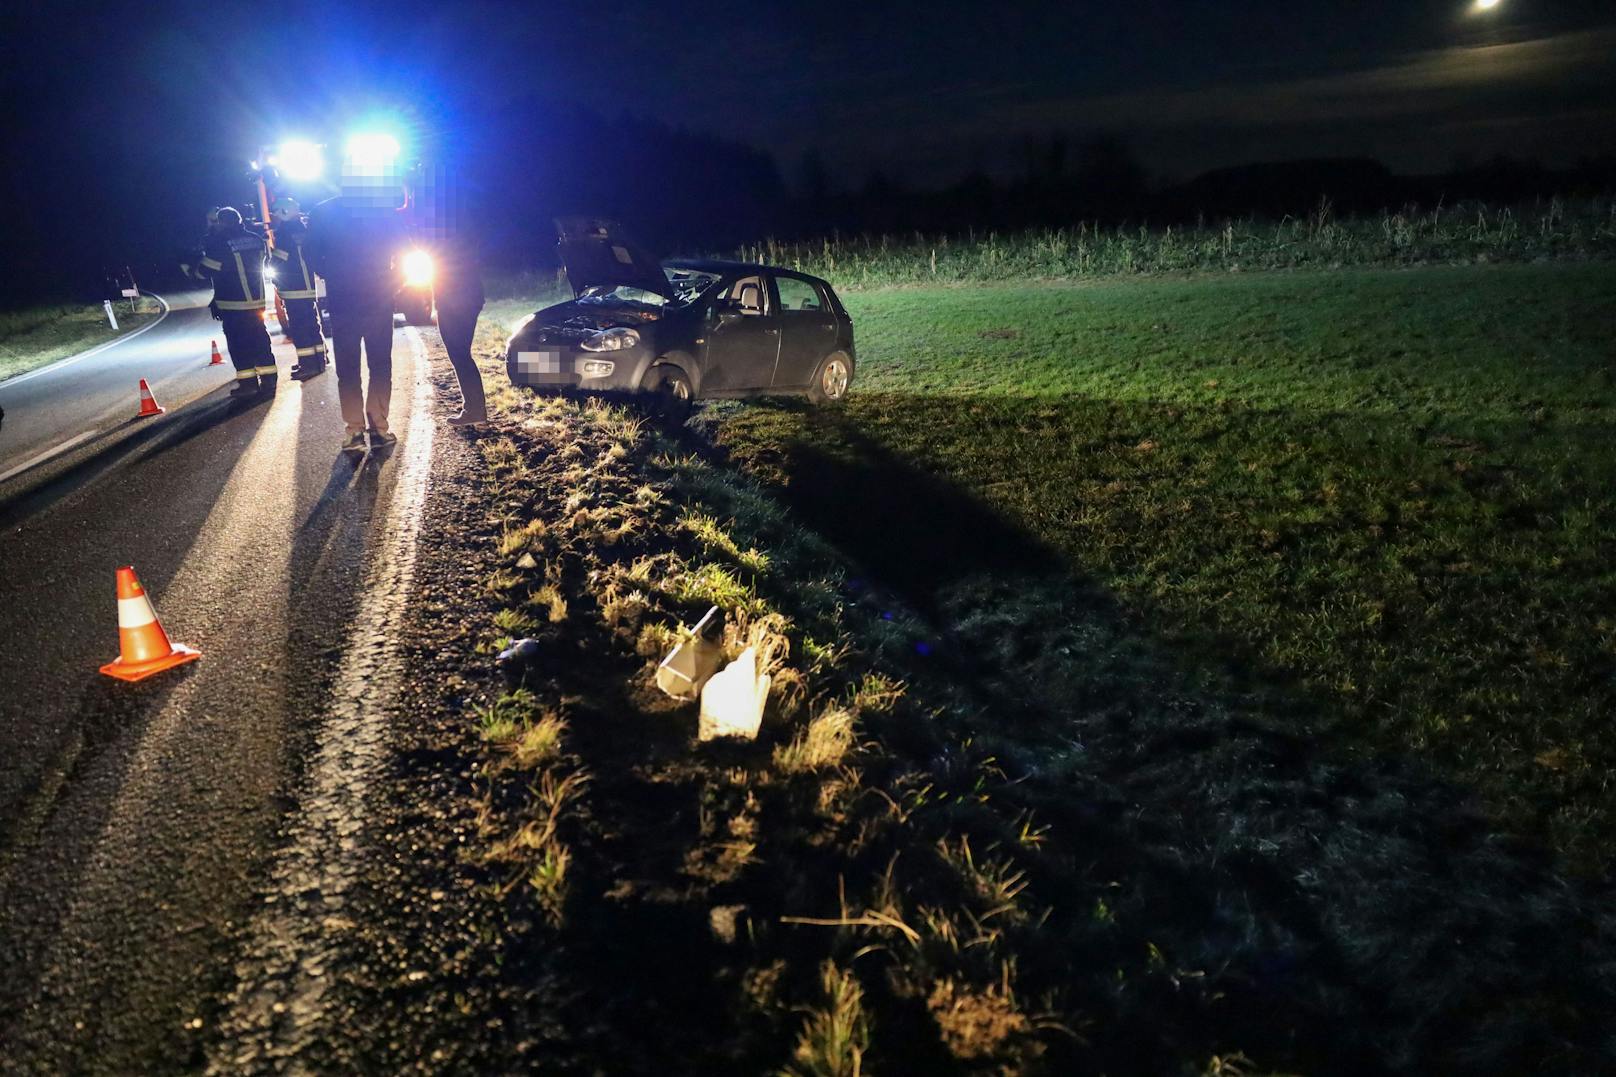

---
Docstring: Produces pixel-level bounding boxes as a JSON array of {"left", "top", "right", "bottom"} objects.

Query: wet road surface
[{"left": 0, "top": 323, "right": 437, "bottom": 1073}]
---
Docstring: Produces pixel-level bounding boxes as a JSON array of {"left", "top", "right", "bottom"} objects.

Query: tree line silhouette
[{"left": 71, "top": 102, "right": 1616, "bottom": 301}]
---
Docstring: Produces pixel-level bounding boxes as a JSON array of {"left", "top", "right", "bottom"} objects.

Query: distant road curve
[
  {"left": 0, "top": 290, "right": 233, "bottom": 488},
  {"left": 3, "top": 293, "right": 172, "bottom": 389}
]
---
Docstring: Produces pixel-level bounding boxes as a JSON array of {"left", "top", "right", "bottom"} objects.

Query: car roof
[
  {"left": 662, "top": 258, "right": 832, "bottom": 287},
  {"left": 662, "top": 258, "right": 769, "bottom": 275}
]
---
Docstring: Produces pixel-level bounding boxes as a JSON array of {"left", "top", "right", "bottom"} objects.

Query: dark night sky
[{"left": 3, "top": 0, "right": 1614, "bottom": 294}]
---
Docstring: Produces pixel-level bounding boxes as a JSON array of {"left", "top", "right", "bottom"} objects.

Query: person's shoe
[
  {"left": 290, "top": 361, "right": 325, "bottom": 381},
  {"left": 447, "top": 409, "right": 488, "bottom": 427},
  {"left": 369, "top": 429, "right": 398, "bottom": 449},
  {"left": 229, "top": 378, "right": 259, "bottom": 399},
  {"left": 340, "top": 432, "right": 368, "bottom": 455},
  {"left": 259, "top": 373, "right": 279, "bottom": 395}
]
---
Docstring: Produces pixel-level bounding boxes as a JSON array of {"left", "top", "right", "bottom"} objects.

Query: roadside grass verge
[
  {"left": 0, "top": 297, "right": 162, "bottom": 382},
  {"left": 711, "top": 262, "right": 1616, "bottom": 871},
  {"left": 439, "top": 284, "right": 1616, "bottom": 1073},
  {"left": 737, "top": 197, "right": 1616, "bottom": 287}
]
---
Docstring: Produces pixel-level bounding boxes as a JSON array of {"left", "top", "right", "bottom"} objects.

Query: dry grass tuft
[
  {"left": 775, "top": 707, "right": 857, "bottom": 774},
  {"left": 926, "top": 966, "right": 1032, "bottom": 1062},
  {"left": 781, "top": 961, "right": 871, "bottom": 1077},
  {"left": 528, "top": 583, "right": 569, "bottom": 623},
  {"left": 511, "top": 712, "right": 566, "bottom": 769}
]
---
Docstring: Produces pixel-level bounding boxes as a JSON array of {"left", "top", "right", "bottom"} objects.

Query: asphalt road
[
  {"left": 0, "top": 291, "right": 238, "bottom": 483},
  {"left": 0, "top": 317, "right": 438, "bottom": 1073}
]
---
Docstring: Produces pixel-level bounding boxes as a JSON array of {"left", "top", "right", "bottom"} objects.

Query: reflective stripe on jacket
[
  {"left": 268, "top": 215, "right": 319, "bottom": 299},
  {"left": 201, "top": 224, "right": 268, "bottom": 310}
]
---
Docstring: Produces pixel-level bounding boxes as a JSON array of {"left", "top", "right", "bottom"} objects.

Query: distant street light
[{"left": 1472, "top": 0, "right": 1502, "bottom": 11}]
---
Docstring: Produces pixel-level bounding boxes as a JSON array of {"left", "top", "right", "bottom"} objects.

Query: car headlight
[
  {"left": 402, "top": 249, "right": 434, "bottom": 288},
  {"left": 580, "top": 327, "right": 639, "bottom": 352}
]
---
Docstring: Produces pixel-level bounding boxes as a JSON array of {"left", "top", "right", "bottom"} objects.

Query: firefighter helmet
[
  {"left": 271, "top": 196, "right": 300, "bottom": 218},
  {"left": 216, "top": 205, "right": 242, "bottom": 226}
]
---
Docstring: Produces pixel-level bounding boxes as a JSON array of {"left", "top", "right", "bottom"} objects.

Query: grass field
[
  {"left": 709, "top": 263, "right": 1616, "bottom": 869},
  {"left": 456, "top": 259, "right": 1616, "bottom": 1071},
  {"left": 739, "top": 198, "right": 1616, "bottom": 286},
  {"left": 0, "top": 298, "right": 162, "bottom": 383}
]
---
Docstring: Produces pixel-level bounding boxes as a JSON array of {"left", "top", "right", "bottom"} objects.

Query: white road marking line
[
  {"left": 2, "top": 293, "right": 173, "bottom": 389},
  {"left": 0, "top": 429, "right": 98, "bottom": 485}
]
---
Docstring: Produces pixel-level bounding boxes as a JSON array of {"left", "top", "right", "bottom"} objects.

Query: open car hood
[{"left": 554, "top": 217, "right": 674, "bottom": 301}]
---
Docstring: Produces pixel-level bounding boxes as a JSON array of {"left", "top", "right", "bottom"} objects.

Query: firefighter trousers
[
  {"left": 219, "top": 309, "right": 276, "bottom": 381},
  {"left": 281, "top": 296, "right": 327, "bottom": 369}
]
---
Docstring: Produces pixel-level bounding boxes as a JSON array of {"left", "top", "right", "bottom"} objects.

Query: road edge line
[
  {"left": 0, "top": 430, "right": 101, "bottom": 486},
  {"left": 0, "top": 379, "right": 235, "bottom": 490}
]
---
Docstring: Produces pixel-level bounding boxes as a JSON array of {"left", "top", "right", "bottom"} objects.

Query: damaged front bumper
[
  {"left": 506, "top": 343, "right": 653, "bottom": 393},
  {"left": 506, "top": 309, "right": 658, "bottom": 392}
]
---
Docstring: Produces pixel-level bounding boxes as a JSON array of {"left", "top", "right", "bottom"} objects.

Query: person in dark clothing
[
  {"left": 305, "top": 168, "right": 407, "bottom": 453},
  {"left": 198, "top": 206, "right": 277, "bottom": 398},
  {"left": 416, "top": 164, "right": 486, "bottom": 425},
  {"left": 267, "top": 197, "right": 327, "bottom": 380},
  {"left": 181, "top": 207, "right": 224, "bottom": 283}
]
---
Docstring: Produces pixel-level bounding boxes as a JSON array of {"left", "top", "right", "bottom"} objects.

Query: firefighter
[
  {"left": 267, "top": 197, "right": 327, "bottom": 380},
  {"left": 198, "top": 205, "right": 277, "bottom": 397},
  {"left": 181, "top": 207, "right": 224, "bottom": 283}
]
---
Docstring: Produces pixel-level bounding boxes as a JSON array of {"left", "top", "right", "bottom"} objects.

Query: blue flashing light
[{"left": 345, "top": 132, "right": 401, "bottom": 167}]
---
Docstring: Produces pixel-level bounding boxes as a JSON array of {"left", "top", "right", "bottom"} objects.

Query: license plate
[{"left": 516, "top": 349, "right": 562, "bottom": 374}]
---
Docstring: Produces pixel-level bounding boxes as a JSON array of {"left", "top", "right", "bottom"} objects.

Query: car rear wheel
[
  {"left": 644, "top": 363, "right": 693, "bottom": 423},
  {"left": 808, "top": 351, "right": 853, "bottom": 405}
]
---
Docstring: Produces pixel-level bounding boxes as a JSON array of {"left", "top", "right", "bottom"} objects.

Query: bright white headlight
[
  {"left": 402, "top": 249, "right": 434, "bottom": 287},
  {"left": 580, "top": 327, "right": 640, "bottom": 352}
]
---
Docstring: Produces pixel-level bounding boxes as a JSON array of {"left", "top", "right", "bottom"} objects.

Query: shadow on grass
[{"left": 698, "top": 394, "right": 1616, "bottom": 1074}]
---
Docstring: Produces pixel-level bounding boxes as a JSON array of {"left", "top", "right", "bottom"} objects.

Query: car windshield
[
  {"left": 579, "top": 284, "right": 668, "bottom": 308},
  {"left": 666, "top": 268, "right": 720, "bottom": 305}
]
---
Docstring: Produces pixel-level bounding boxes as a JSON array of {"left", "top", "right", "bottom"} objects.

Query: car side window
[
  {"left": 776, "top": 276, "right": 825, "bottom": 313},
  {"left": 715, "top": 275, "right": 767, "bottom": 315}
]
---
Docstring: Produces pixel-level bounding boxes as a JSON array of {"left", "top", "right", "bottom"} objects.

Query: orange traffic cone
[
  {"left": 99, "top": 565, "right": 201, "bottom": 682},
  {"left": 208, "top": 340, "right": 225, "bottom": 366},
  {"left": 136, "top": 378, "right": 164, "bottom": 418}
]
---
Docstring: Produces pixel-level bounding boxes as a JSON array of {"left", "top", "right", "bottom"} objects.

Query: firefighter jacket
[
  {"left": 267, "top": 216, "right": 319, "bottom": 300},
  {"left": 198, "top": 223, "right": 268, "bottom": 311}
]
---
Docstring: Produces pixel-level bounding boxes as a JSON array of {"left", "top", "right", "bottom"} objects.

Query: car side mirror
[{"left": 712, "top": 302, "right": 743, "bottom": 326}]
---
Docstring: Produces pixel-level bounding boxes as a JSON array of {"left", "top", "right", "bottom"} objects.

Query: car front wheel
[
  {"left": 643, "top": 363, "right": 693, "bottom": 423},
  {"left": 808, "top": 351, "right": 853, "bottom": 405}
]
